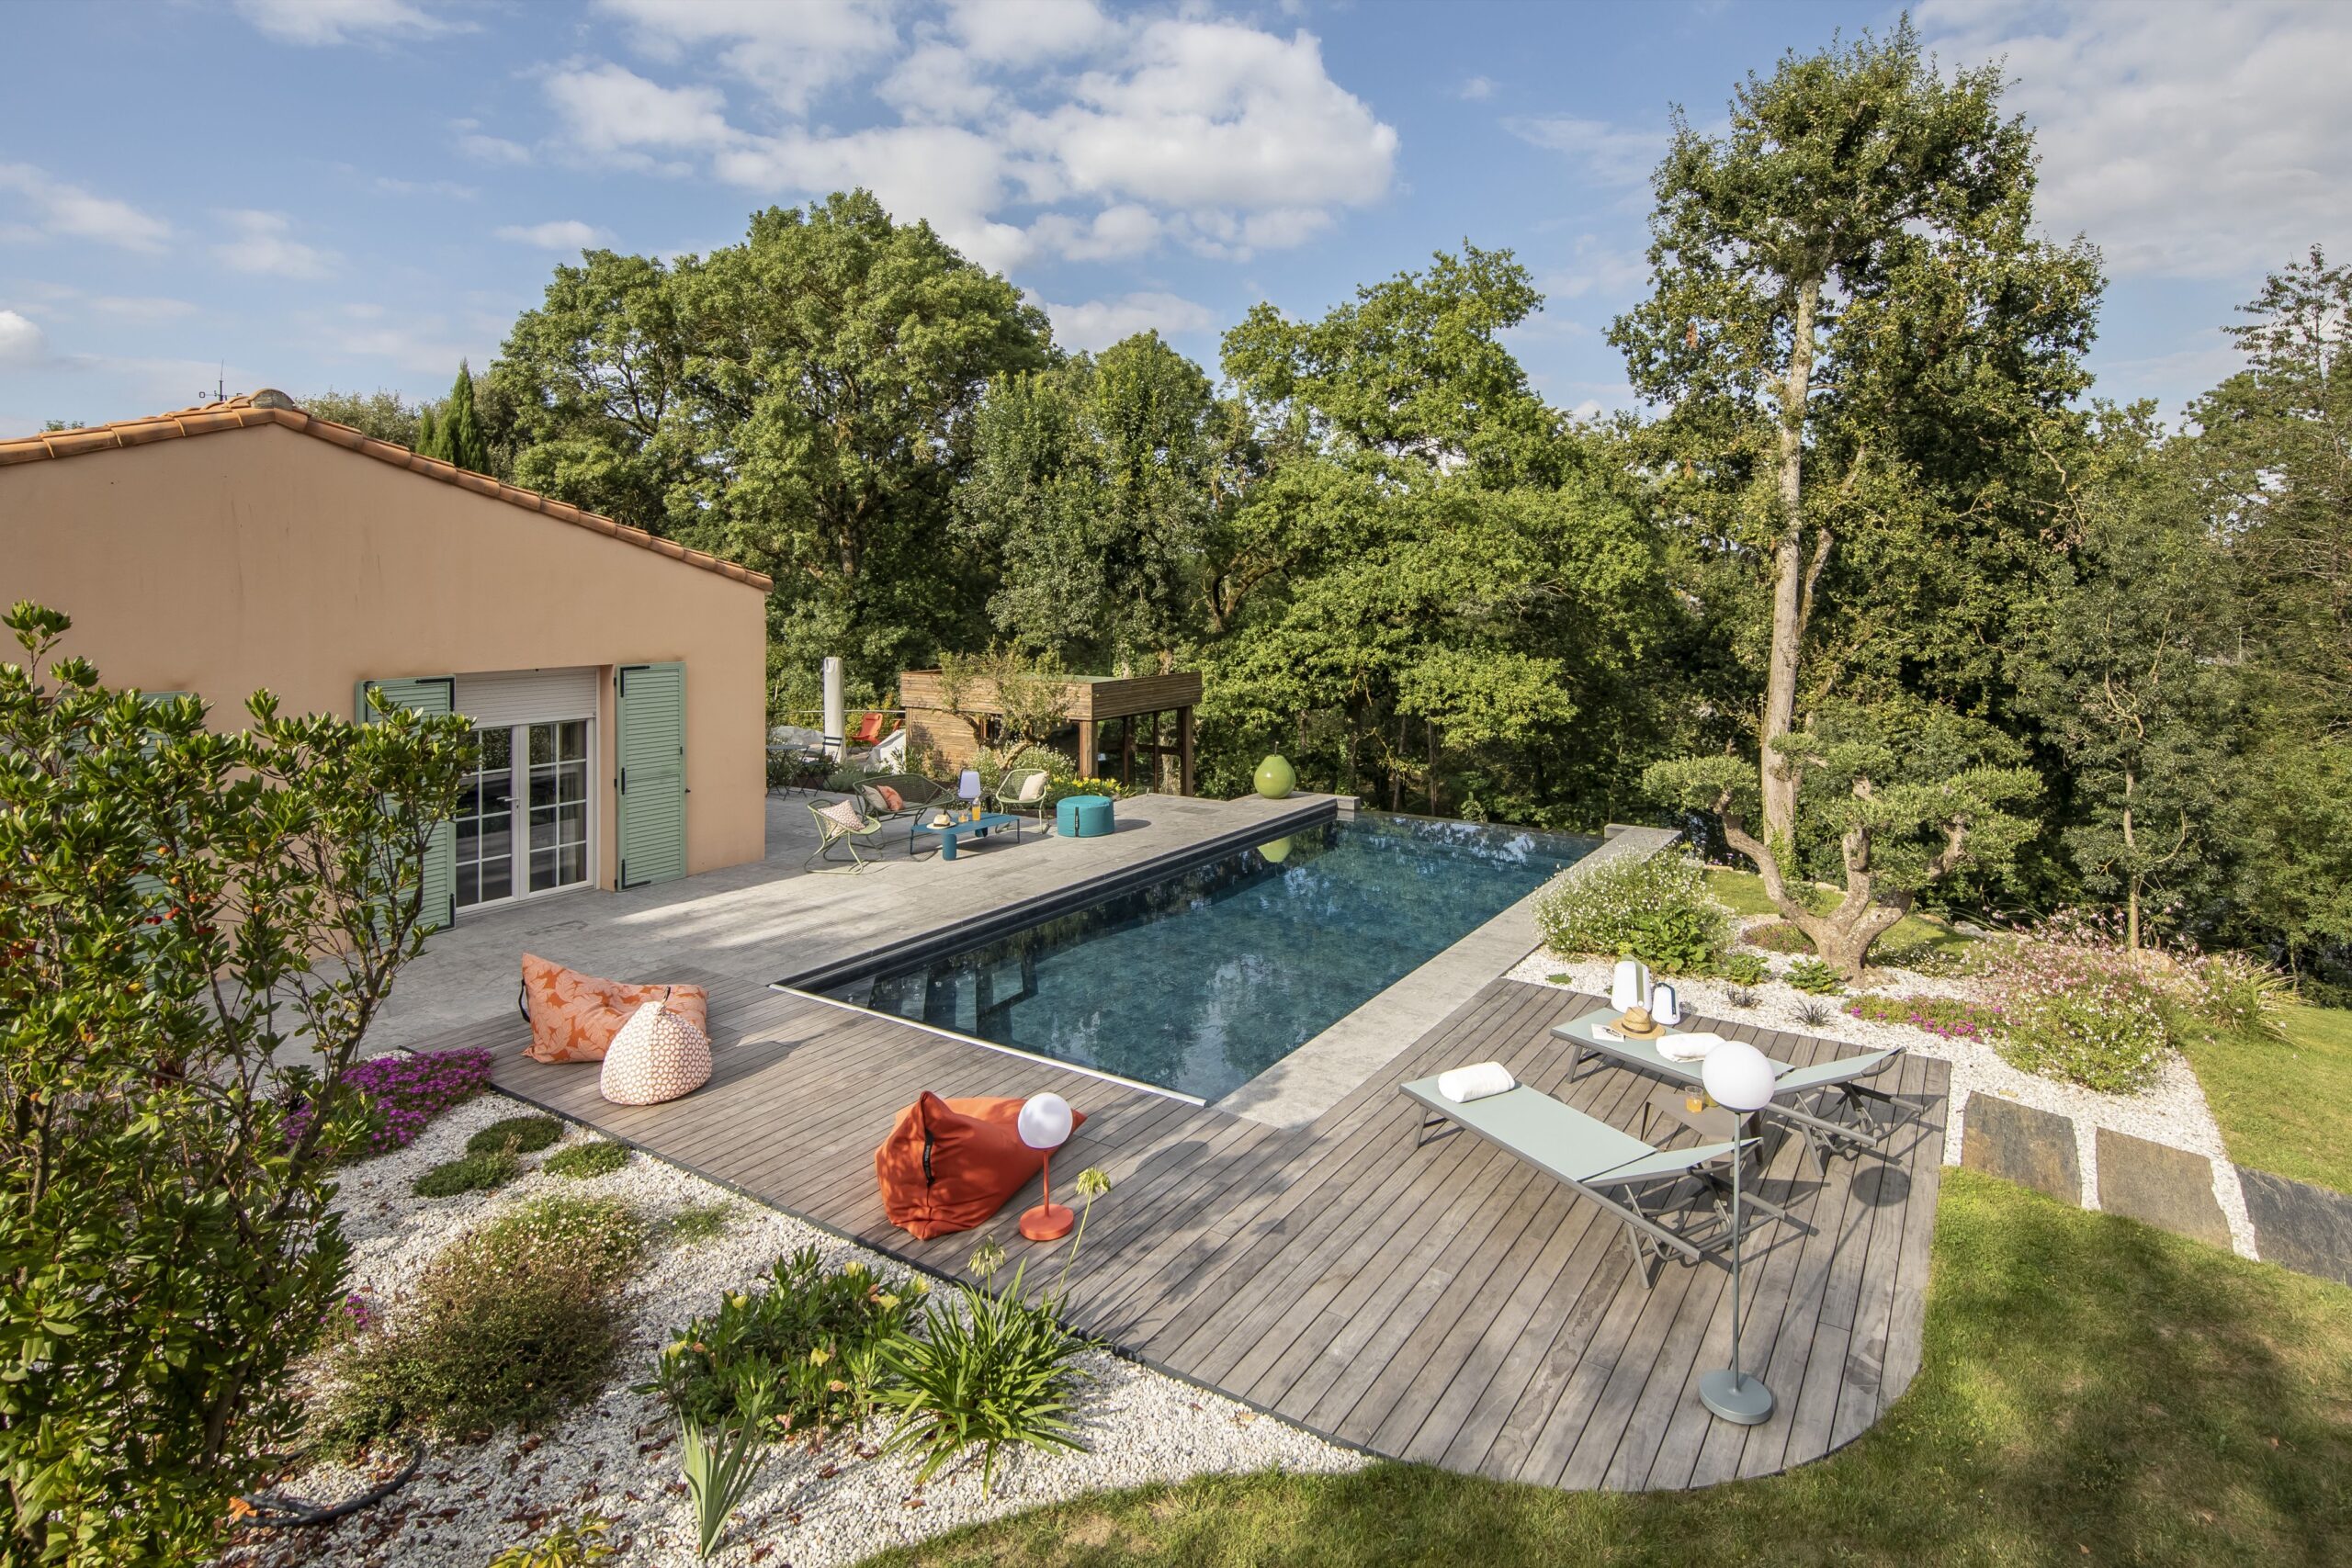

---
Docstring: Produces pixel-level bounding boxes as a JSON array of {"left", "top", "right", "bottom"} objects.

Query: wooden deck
[{"left": 462, "top": 974, "right": 1949, "bottom": 1490}]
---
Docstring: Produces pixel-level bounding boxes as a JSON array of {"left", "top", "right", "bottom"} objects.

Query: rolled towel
[{"left": 1436, "top": 1061, "right": 1516, "bottom": 1104}]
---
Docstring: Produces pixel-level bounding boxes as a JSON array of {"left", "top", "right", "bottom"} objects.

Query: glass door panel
[
  {"left": 452, "top": 725, "right": 514, "bottom": 908},
  {"left": 526, "top": 719, "right": 592, "bottom": 893}
]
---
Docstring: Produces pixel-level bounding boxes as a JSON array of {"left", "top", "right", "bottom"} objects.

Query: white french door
[{"left": 454, "top": 718, "right": 592, "bottom": 909}]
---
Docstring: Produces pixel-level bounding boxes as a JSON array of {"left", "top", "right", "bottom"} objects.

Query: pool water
[{"left": 828, "top": 813, "right": 1596, "bottom": 1102}]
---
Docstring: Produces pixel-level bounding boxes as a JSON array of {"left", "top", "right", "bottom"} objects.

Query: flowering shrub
[
  {"left": 1536, "top": 854, "right": 1732, "bottom": 976},
  {"left": 2177, "top": 950, "right": 2291, "bottom": 1041},
  {"left": 1983, "top": 914, "right": 2170, "bottom": 1093},
  {"left": 288, "top": 1048, "right": 492, "bottom": 1160},
  {"left": 1847, "top": 993, "right": 2005, "bottom": 1041},
  {"left": 318, "top": 1293, "right": 378, "bottom": 1351}
]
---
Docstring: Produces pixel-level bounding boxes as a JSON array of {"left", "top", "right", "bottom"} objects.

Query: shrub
[
  {"left": 316, "top": 1201, "right": 642, "bottom": 1449},
  {"left": 876, "top": 1263, "right": 1091, "bottom": 1493},
  {"left": 1983, "top": 917, "right": 2171, "bottom": 1093},
  {"left": 487, "top": 1515, "right": 617, "bottom": 1568},
  {"left": 545, "top": 1140, "right": 630, "bottom": 1179},
  {"left": 0, "top": 604, "right": 470, "bottom": 1561},
  {"left": 413, "top": 1148, "right": 519, "bottom": 1198},
  {"left": 664, "top": 1201, "right": 737, "bottom": 1246},
  {"left": 1847, "top": 993, "right": 2005, "bottom": 1041},
  {"left": 1796, "top": 999, "right": 1838, "bottom": 1029},
  {"left": 1534, "top": 854, "right": 1732, "bottom": 976},
  {"left": 1783, "top": 957, "right": 1846, "bottom": 996},
  {"left": 642, "top": 1247, "right": 920, "bottom": 1445},
  {"left": 288, "top": 1047, "right": 492, "bottom": 1160},
  {"left": 2179, "top": 950, "right": 2292, "bottom": 1041},
  {"left": 1724, "top": 986, "right": 1759, "bottom": 1010},
  {"left": 824, "top": 764, "right": 870, "bottom": 794},
  {"left": 1715, "top": 951, "right": 1770, "bottom": 987},
  {"left": 1743, "top": 920, "right": 1814, "bottom": 954},
  {"left": 468, "top": 1113, "right": 562, "bottom": 1156}
]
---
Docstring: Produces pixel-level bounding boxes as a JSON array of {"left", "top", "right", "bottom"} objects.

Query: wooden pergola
[{"left": 899, "top": 669, "right": 1203, "bottom": 795}]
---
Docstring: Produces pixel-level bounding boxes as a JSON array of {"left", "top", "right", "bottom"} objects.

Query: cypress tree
[
  {"left": 441, "top": 361, "right": 490, "bottom": 474},
  {"left": 413, "top": 404, "right": 443, "bottom": 460}
]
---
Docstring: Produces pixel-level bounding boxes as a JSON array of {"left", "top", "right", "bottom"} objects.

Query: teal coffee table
[{"left": 910, "top": 811, "right": 1023, "bottom": 861}]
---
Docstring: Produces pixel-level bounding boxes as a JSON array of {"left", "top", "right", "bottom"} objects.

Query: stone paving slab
[
  {"left": 2095, "top": 1127, "right": 2231, "bottom": 1248},
  {"left": 2236, "top": 1166, "right": 2352, "bottom": 1288},
  {"left": 1959, "top": 1093, "right": 2079, "bottom": 1204}
]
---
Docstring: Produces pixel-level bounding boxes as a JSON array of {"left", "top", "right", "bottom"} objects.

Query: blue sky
[{"left": 4, "top": 0, "right": 2347, "bottom": 438}]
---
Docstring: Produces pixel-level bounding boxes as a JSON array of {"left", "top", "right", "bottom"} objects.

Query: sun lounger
[
  {"left": 1399, "top": 1074, "right": 1783, "bottom": 1288},
  {"left": 1551, "top": 1007, "right": 1906, "bottom": 1168}
]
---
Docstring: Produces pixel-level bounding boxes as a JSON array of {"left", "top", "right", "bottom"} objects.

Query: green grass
[
  {"left": 1704, "top": 869, "right": 1975, "bottom": 969},
  {"left": 2186, "top": 1004, "right": 2352, "bottom": 1195},
  {"left": 857, "top": 1171, "right": 2352, "bottom": 1568},
  {"left": 662, "top": 1201, "right": 738, "bottom": 1246}
]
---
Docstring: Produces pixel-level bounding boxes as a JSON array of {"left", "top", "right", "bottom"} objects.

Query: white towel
[{"left": 1436, "top": 1062, "right": 1516, "bottom": 1104}]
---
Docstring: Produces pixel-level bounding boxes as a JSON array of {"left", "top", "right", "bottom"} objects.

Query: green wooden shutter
[
  {"left": 357, "top": 677, "right": 458, "bottom": 931},
  {"left": 616, "top": 662, "right": 687, "bottom": 888}
]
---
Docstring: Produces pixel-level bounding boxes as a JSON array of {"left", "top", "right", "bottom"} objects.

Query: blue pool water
[{"left": 829, "top": 813, "right": 1596, "bottom": 1102}]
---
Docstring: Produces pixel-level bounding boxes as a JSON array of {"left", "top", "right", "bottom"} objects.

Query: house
[{"left": 0, "top": 390, "right": 771, "bottom": 922}]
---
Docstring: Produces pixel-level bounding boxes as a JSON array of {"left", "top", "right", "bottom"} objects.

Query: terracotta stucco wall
[{"left": 0, "top": 423, "right": 766, "bottom": 883}]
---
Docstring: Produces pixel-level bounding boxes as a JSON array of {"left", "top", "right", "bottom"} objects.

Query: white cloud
[
  {"left": 0, "top": 164, "right": 171, "bottom": 253},
  {"left": 596, "top": 0, "right": 898, "bottom": 114},
  {"left": 1535, "top": 235, "right": 1648, "bottom": 301},
  {"left": 453, "top": 120, "right": 534, "bottom": 165},
  {"left": 88, "top": 295, "right": 199, "bottom": 321},
  {"left": 375, "top": 175, "right": 481, "bottom": 199},
  {"left": 1024, "top": 21, "right": 1396, "bottom": 215},
  {"left": 878, "top": 41, "right": 1002, "bottom": 122},
  {"left": 545, "top": 62, "right": 737, "bottom": 156},
  {"left": 715, "top": 122, "right": 1034, "bottom": 271},
  {"left": 1460, "top": 75, "right": 1497, "bottom": 101},
  {"left": 1918, "top": 0, "right": 2352, "bottom": 278},
  {"left": 496, "top": 220, "right": 613, "bottom": 250},
  {"left": 945, "top": 0, "right": 1113, "bottom": 63},
  {"left": 213, "top": 210, "right": 336, "bottom": 279},
  {"left": 1023, "top": 203, "right": 1161, "bottom": 262},
  {"left": 1506, "top": 115, "right": 1669, "bottom": 186},
  {"left": 0, "top": 310, "right": 45, "bottom": 367},
  {"left": 1044, "top": 291, "right": 1216, "bottom": 351},
  {"left": 233, "top": 0, "right": 460, "bottom": 46}
]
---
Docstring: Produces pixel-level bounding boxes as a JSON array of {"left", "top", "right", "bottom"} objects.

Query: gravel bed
[
  {"left": 1505, "top": 929, "right": 2258, "bottom": 1258},
  {"left": 222, "top": 1092, "right": 1360, "bottom": 1568}
]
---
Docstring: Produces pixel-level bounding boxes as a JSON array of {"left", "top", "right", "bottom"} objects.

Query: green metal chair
[
  {"left": 993, "top": 766, "right": 1053, "bottom": 819},
  {"left": 806, "top": 798, "right": 884, "bottom": 874}
]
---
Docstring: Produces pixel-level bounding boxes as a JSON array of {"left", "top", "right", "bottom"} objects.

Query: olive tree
[{"left": 0, "top": 604, "right": 469, "bottom": 1563}]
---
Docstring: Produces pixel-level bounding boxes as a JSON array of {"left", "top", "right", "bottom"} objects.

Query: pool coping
[{"left": 1211, "top": 824, "right": 1683, "bottom": 1129}]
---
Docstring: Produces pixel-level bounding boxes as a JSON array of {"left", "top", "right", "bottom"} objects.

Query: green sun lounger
[{"left": 1399, "top": 1075, "right": 1783, "bottom": 1288}]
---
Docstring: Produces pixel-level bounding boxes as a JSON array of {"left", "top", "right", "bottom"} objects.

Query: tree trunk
[{"left": 1760, "top": 273, "right": 1823, "bottom": 845}]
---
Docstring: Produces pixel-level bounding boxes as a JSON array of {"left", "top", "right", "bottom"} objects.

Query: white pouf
[{"left": 599, "top": 998, "right": 712, "bottom": 1106}]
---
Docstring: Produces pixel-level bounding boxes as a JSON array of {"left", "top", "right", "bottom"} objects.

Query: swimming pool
[{"left": 821, "top": 813, "right": 1597, "bottom": 1102}]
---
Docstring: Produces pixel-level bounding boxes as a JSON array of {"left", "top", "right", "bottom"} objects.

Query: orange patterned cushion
[{"left": 520, "top": 953, "right": 709, "bottom": 1065}]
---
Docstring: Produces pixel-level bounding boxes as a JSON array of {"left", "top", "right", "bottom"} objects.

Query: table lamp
[
  {"left": 1016, "top": 1091, "right": 1076, "bottom": 1241},
  {"left": 1699, "top": 1040, "right": 1777, "bottom": 1425}
]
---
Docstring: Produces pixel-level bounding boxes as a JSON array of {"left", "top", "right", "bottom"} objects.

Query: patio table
[
  {"left": 910, "top": 810, "right": 1023, "bottom": 862},
  {"left": 1551, "top": 1006, "right": 1893, "bottom": 1166}
]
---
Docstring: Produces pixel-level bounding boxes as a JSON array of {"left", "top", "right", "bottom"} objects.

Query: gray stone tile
[
  {"left": 2237, "top": 1166, "right": 2352, "bottom": 1287},
  {"left": 2094, "top": 1128, "right": 2229, "bottom": 1247},
  {"left": 1959, "top": 1093, "right": 2080, "bottom": 1205}
]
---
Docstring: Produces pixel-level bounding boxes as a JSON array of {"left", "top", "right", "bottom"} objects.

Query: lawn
[
  {"left": 2185, "top": 1003, "right": 2352, "bottom": 1195},
  {"left": 1702, "top": 867, "right": 1975, "bottom": 969},
  {"left": 861, "top": 1171, "right": 2352, "bottom": 1568}
]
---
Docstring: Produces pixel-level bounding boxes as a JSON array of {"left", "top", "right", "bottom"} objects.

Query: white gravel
[
  {"left": 222, "top": 1093, "right": 1360, "bottom": 1568},
  {"left": 1507, "top": 923, "right": 2259, "bottom": 1258}
]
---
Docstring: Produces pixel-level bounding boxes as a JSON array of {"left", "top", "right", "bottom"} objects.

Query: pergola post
[
  {"left": 1178, "top": 705, "right": 1194, "bottom": 795},
  {"left": 1076, "top": 717, "right": 1097, "bottom": 779}
]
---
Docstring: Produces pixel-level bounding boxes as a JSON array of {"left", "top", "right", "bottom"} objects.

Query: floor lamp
[{"left": 1699, "top": 1040, "right": 1777, "bottom": 1425}]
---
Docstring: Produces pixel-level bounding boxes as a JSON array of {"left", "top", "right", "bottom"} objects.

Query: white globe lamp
[
  {"left": 1016, "top": 1092, "right": 1077, "bottom": 1242},
  {"left": 1698, "top": 1040, "right": 1778, "bottom": 1426}
]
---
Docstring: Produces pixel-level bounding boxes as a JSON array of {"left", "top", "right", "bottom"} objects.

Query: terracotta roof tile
[{"left": 0, "top": 390, "right": 773, "bottom": 592}]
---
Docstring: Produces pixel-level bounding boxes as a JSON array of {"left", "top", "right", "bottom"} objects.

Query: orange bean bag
[
  {"left": 876, "top": 1092, "right": 1087, "bottom": 1240},
  {"left": 519, "top": 953, "right": 710, "bottom": 1065}
]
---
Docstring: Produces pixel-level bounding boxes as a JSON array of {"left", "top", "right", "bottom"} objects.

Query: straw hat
[{"left": 1614, "top": 1004, "right": 1667, "bottom": 1039}]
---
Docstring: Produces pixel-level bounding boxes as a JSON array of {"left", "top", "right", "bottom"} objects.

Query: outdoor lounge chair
[
  {"left": 1552, "top": 1007, "right": 1908, "bottom": 1169},
  {"left": 806, "top": 798, "right": 884, "bottom": 874},
  {"left": 992, "top": 766, "right": 1052, "bottom": 819},
  {"left": 851, "top": 772, "right": 958, "bottom": 827},
  {"left": 1399, "top": 1074, "right": 1786, "bottom": 1287}
]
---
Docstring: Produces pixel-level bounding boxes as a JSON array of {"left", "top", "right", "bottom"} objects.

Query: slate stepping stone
[
  {"left": 2094, "top": 1128, "right": 2230, "bottom": 1248},
  {"left": 1959, "top": 1093, "right": 2079, "bottom": 1204},
  {"left": 2237, "top": 1166, "right": 2352, "bottom": 1288}
]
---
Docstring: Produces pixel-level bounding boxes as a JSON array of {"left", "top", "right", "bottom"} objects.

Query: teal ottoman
[{"left": 1056, "top": 795, "right": 1116, "bottom": 838}]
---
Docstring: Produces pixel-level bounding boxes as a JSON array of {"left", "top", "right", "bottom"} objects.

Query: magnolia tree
[
  {"left": 1616, "top": 24, "right": 2090, "bottom": 974},
  {"left": 0, "top": 604, "right": 468, "bottom": 1562}
]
